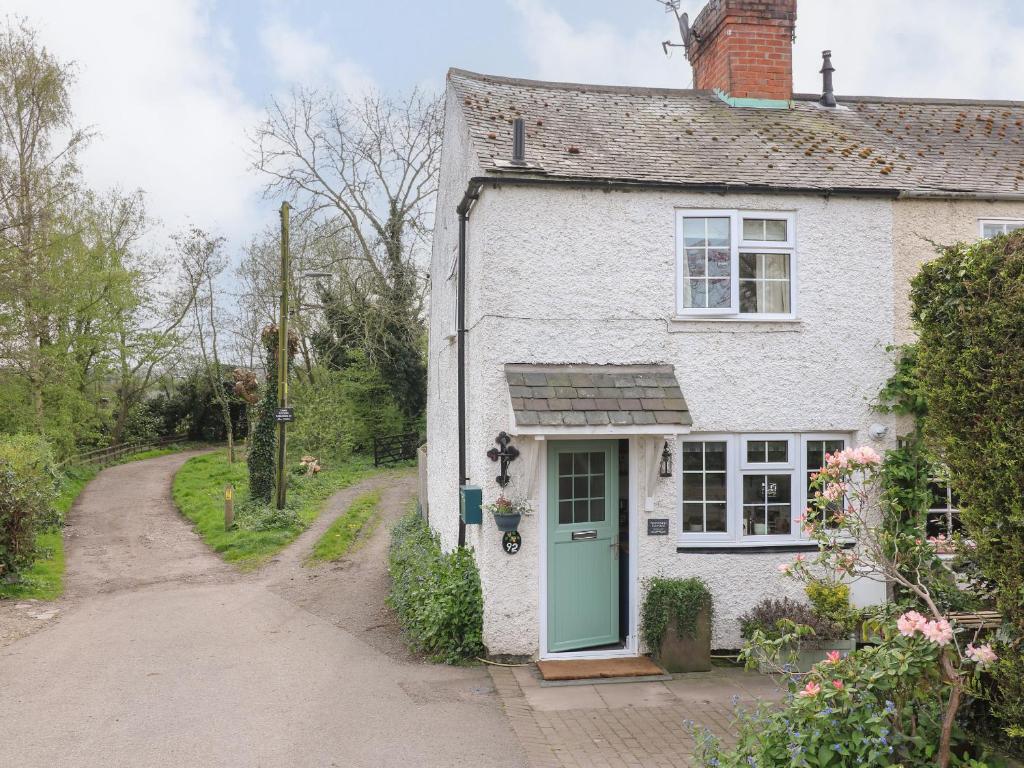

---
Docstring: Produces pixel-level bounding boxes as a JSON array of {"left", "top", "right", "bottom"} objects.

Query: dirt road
[{"left": 0, "top": 452, "right": 524, "bottom": 768}]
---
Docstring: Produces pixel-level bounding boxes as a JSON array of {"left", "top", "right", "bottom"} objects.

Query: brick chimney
[{"left": 686, "top": 0, "right": 797, "bottom": 105}]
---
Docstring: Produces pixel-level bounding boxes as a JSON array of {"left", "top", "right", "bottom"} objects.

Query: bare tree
[
  {"left": 250, "top": 88, "right": 440, "bottom": 416},
  {"left": 180, "top": 227, "right": 235, "bottom": 463}
]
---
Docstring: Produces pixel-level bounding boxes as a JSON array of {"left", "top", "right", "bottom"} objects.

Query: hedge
[
  {"left": 0, "top": 434, "right": 58, "bottom": 578},
  {"left": 387, "top": 511, "right": 483, "bottom": 663},
  {"left": 911, "top": 229, "right": 1024, "bottom": 742}
]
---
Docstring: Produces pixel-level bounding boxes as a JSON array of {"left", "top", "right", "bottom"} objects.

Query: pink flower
[
  {"left": 822, "top": 482, "right": 848, "bottom": 502},
  {"left": 794, "top": 554, "right": 807, "bottom": 564},
  {"left": 799, "top": 681, "right": 821, "bottom": 697},
  {"left": 825, "top": 650, "right": 842, "bottom": 664},
  {"left": 852, "top": 446, "right": 882, "bottom": 465},
  {"left": 831, "top": 679, "right": 844, "bottom": 690},
  {"left": 777, "top": 563, "right": 792, "bottom": 575},
  {"left": 967, "top": 643, "right": 998, "bottom": 667},
  {"left": 920, "top": 619, "right": 954, "bottom": 646},
  {"left": 897, "top": 610, "right": 926, "bottom": 637}
]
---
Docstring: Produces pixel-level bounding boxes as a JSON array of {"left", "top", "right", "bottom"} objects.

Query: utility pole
[{"left": 275, "top": 202, "right": 290, "bottom": 510}]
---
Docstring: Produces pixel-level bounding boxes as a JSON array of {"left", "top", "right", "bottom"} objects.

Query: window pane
[
  {"left": 573, "top": 499, "right": 589, "bottom": 523},
  {"left": 590, "top": 498, "right": 605, "bottom": 522},
  {"left": 574, "top": 476, "right": 588, "bottom": 498},
  {"left": 746, "top": 440, "right": 767, "bottom": 463},
  {"left": 764, "top": 219, "right": 788, "bottom": 241},
  {"left": 682, "top": 443, "right": 704, "bottom": 471},
  {"left": 706, "top": 217, "right": 730, "bottom": 247},
  {"left": 982, "top": 223, "right": 1004, "bottom": 238},
  {"left": 739, "top": 252, "right": 757, "bottom": 279},
  {"left": 559, "top": 453, "right": 572, "bottom": 475},
  {"left": 683, "top": 503, "right": 705, "bottom": 531},
  {"left": 685, "top": 279, "right": 707, "bottom": 308},
  {"left": 705, "top": 503, "right": 727, "bottom": 532},
  {"left": 683, "top": 217, "right": 707, "bottom": 246},
  {"left": 559, "top": 476, "right": 572, "bottom": 498},
  {"left": 707, "top": 278, "right": 731, "bottom": 308},
  {"left": 766, "top": 440, "right": 788, "bottom": 463},
  {"left": 762, "top": 253, "right": 789, "bottom": 279},
  {"left": 743, "top": 505, "right": 765, "bottom": 534},
  {"left": 559, "top": 500, "right": 572, "bottom": 524},
  {"left": 928, "top": 481, "right": 948, "bottom": 510},
  {"left": 766, "top": 505, "right": 791, "bottom": 534},
  {"left": 704, "top": 442, "right": 727, "bottom": 471},
  {"left": 683, "top": 473, "right": 704, "bottom": 501},
  {"left": 707, "top": 249, "right": 731, "bottom": 276},
  {"left": 742, "top": 218, "right": 764, "bottom": 241},
  {"left": 589, "top": 453, "right": 605, "bottom": 474},
  {"left": 573, "top": 453, "right": 588, "bottom": 474},
  {"left": 705, "top": 472, "right": 727, "bottom": 501},
  {"left": 743, "top": 474, "right": 764, "bottom": 504},
  {"left": 590, "top": 474, "right": 603, "bottom": 497},
  {"left": 767, "top": 474, "right": 791, "bottom": 503},
  {"left": 684, "top": 249, "right": 706, "bottom": 277}
]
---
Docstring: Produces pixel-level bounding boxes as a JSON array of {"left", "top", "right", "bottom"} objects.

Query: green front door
[{"left": 547, "top": 440, "right": 619, "bottom": 653}]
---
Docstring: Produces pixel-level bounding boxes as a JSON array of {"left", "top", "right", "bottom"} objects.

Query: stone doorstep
[{"left": 539, "top": 673, "right": 672, "bottom": 688}]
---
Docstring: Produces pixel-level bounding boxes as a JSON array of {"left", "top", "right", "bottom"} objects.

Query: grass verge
[
  {"left": 0, "top": 447, "right": 195, "bottom": 602},
  {"left": 172, "top": 451, "right": 378, "bottom": 570},
  {"left": 307, "top": 490, "right": 381, "bottom": 565}
]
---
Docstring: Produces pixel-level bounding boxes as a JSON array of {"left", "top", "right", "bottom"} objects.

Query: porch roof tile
[{"left": 504, "top": 364, "right": 692, "bottom": 428}]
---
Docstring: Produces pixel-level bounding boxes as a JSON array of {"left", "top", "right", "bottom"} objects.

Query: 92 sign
[{"left": 502, "top": 530, "right": 522, "bottom": 555}]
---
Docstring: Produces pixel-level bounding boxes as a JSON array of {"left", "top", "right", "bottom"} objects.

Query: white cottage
[{"left": 426, "top": 0, "right": 1024, "bottom": 658}]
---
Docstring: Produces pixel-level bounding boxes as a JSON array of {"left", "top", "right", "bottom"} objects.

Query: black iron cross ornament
[{"left": 486, "top": 431, "right": 520, "bottom": 488}]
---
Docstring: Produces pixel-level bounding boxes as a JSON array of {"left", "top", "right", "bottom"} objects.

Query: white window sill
[
  {"left": 667, "top": 316, "right": 804, "bottom": 333},
  {"left": 675, "top": 539, "right": 852, "bottom": 553}
]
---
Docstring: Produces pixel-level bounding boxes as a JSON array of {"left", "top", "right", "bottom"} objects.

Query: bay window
[
  {"left": 678, "top": 433, "right": 848, "bottom": 546},
  {"left": 677, "top": 210, "right": 796, "bottom": 318}
]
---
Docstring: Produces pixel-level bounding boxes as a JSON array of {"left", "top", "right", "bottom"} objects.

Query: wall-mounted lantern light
[{"left": 659, "top": 441, "right": 673, "bottom": 478}]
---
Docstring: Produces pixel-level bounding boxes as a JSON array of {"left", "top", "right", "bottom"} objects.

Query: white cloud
[
  {"left": 509, "top": 0, "right": 1024, "bottom": 100},
  {"left": 259, "top": 18, "right": 377, "bottom": 99},
  {"left": 7, "top": 0, "right": 265, "bottom": 249}
]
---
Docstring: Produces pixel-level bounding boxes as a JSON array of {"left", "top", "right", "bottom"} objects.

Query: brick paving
[{"left": 490, "top": 665, "right": 783, "bottom": 768}]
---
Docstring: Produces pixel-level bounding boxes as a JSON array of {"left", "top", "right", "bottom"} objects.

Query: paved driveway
[{"left": 0, "top": 452, "right": 525, "bottom": 768}]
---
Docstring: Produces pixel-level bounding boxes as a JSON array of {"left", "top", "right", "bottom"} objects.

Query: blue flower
[
  {"left": 833, "top": 744, "right": 842, "bottom": 752},
  {"left": 884, "top": 700, "right": 896, "bottom": 714}
]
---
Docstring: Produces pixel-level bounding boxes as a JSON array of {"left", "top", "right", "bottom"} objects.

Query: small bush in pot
[
  {"left": 739, "top": 596, "right": 854, "bottom": 673},
  {"left": 641, "top": 577, "right": 713, "bottom": 673}
]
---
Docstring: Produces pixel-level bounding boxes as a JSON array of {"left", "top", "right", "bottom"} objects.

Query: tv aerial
[{"left": 658, "top": 1, "right": 699, "bottom": 56}]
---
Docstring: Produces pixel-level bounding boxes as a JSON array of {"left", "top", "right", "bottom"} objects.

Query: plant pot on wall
[{"left": 493, "top": 513, "right": 521, "bottom": 532}]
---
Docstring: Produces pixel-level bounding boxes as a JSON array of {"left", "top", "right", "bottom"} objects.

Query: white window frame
[
  {"left": 979, "top": 219, "right": 1024, "bottom": 239},
  {"left": 675, "top": 209, "right": 797, "bottom": 320},
  {"left": 926, "top": 475, "right": 960, "bottom": 537},
  {"left": 677, "top": 432, "right": 850, "bottom": 547}
]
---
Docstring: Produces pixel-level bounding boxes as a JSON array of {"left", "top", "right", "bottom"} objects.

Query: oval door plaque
[{"left": 502, "top": 530, "right": 522, "bottom": 555}]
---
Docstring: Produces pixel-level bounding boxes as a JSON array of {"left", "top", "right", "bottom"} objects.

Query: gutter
[
  {"left": 455, "top": 180, "right": 482, "bottom": 548},
  {"left": 897, "top": 190, "right": 1024, "bottom": 201}
]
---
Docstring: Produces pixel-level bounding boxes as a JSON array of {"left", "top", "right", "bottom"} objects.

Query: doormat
[{"left": 536, "top": 656, "right": 668, "bottom": 683}]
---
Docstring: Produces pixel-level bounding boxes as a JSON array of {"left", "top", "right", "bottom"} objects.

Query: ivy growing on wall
[{"left": 641, "top": 576, "right": 714, "bottom": 650}]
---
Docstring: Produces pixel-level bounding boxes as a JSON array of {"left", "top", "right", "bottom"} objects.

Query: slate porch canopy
[{"left": 505, "top": 364, "right": 692, "bottom": 429}]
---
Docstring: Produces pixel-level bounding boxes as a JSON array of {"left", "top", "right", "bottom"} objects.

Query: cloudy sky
[{"left": 11, "top": 0, "right": 1024, "bottom": 255}]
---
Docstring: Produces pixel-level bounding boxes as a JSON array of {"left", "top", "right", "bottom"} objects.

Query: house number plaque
[{"left": 502, "top": 530, "right": 522, "bottom": 555}]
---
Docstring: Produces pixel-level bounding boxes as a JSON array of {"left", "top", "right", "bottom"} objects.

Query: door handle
[{"left": 572, "top": 529, "right": 598, "bottom": 540}]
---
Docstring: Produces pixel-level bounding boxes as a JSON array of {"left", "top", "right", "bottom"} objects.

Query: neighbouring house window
[
  {"left": 677, "top": 433, "right": 848, "bottom": 545},
  {"left": 979, "top": 219, "right": 1024, "bottom": 239},
  {"left": 926, "top": 477, "right": 962, "bottom": 539},
  {"left": 677, "top": 210, "right": 795, "bottom": 318}
]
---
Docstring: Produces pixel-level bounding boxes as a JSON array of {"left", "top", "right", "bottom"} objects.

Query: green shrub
[
  {"left": 806, "top": 581, "right": 855, "bottom": 629},
  {"left": 0, "top": 435, "right": 59, "bottom": 578},
  {"left": 911, "top": 230, "right": 1024, "bottom": 741},
  {"left": 387, "top": 511, "right": 483, "bottom": 663},
  {"left": 289, "top": 360, "right": 405, "bottom": 461},
  {"left": 640, "top": 577, "right": 713, "bottom": 649}
]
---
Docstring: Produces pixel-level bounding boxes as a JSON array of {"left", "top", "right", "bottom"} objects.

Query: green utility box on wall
[{"left": 460, "top": 485, "right": 482, "bottom": 525}]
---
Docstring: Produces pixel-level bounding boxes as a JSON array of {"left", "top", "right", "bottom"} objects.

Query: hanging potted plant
[{"left": 483, "top": 495, "right": 531, "bottom": 532}]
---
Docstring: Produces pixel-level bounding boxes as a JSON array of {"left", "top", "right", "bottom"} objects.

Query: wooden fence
[
  {"left": 372, "top": 431, "right": 421, "bottom": 467},
  {"left": 60, "top": 434, "right": 189, "bottom": 468}
]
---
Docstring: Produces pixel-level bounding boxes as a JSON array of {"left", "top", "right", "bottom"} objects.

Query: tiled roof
[
  {"left": 450, "top": 69, "right": 1024, "bottom": 196},
  {"left": 505, "top": 364, "right": 692, "bottom": 428}
]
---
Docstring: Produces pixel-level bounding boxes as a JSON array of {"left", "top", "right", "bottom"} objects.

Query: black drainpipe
[{"left": 456, "top": 182, "right": 480, "bottom": 548}]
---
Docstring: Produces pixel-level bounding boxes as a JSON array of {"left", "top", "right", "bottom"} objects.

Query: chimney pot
[{"left": 819, "top": 49, "right": 836, "bottom": 107}]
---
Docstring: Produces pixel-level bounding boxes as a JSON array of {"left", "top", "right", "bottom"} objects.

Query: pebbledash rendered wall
[{"left": 427, "top": 102, "right": 900, "bottom": 653}]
